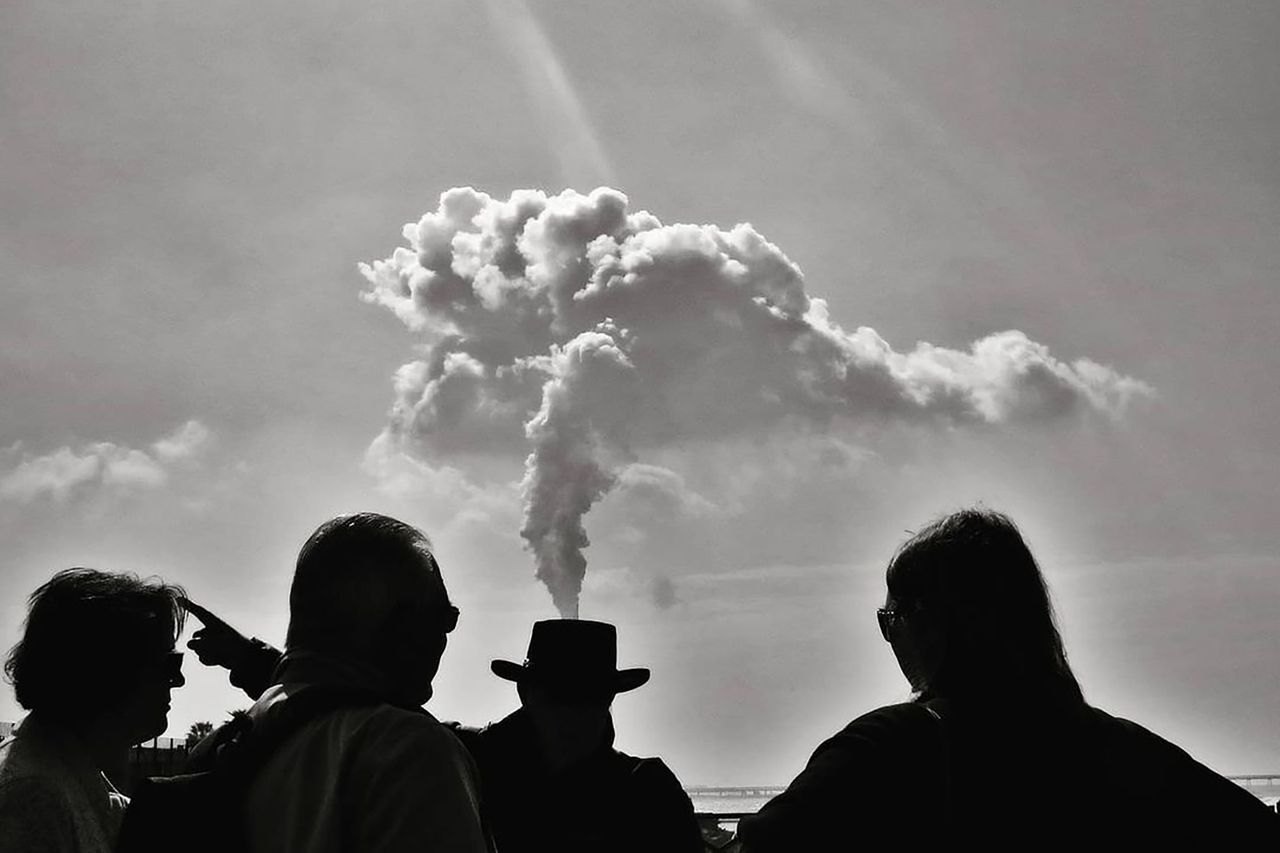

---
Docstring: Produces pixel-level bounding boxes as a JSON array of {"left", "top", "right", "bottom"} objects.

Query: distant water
[{"left": 688, "top": 794, "right": 776, "bottom": 815}]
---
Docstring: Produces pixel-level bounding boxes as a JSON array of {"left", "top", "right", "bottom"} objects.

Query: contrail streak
[
  {"left": 711, "top": 0, "right": 1092, "bottom": 311},
  {"left": 483, "top": 0, "right": 617, "bottom": 187}
]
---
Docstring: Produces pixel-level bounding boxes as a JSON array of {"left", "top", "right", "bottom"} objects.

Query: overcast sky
[{"left": 2, "top": 0, "right": 1278, "bottom": 785}]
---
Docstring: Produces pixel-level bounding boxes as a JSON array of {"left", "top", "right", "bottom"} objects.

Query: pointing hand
[{"left": 180, "top": 596, "right": 255, "bottom": 672}]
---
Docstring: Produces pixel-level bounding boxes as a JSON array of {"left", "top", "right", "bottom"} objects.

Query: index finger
[{"left": 178, "top": 596, "right": 224, "bottom": 628}]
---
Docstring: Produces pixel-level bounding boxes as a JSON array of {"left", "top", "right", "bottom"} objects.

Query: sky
[{"left": 2, "top": 0, "right": 1278, "bottom": 786}]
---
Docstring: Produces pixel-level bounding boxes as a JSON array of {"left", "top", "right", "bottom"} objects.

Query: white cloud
[
  {"left": 100, "top": 447, "right": 167, "bottom": 489},
  {"left": 0, "top": 421, "right": 213, "bottom": 504},
  {"left": 614, "top": 464, "right": 719, "bottom": 519},
  {"left": 580, "top": 564, "right": 681, "bottom": 612},
  {"left": 364, "top": 431, "right": 483, "bottom": 503},
  {"left": 152, "top": 420, "right": 213, "bottom": 463},
  {"left": 360, "top": 187, "right": 1152, "bottom": 616},
  {"left": 0, "top": 446, "right": 104, "bottom": 503},
  {"left": 362, "top": 431, "right": 522, "bottom": 535}
]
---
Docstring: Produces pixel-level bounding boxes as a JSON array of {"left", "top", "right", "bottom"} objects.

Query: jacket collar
[
  {"left": 272, "top": 648, "right": 400, "bottom": 696},
  {"left": 488, "top": 707, "right": 619, "bottom": 767},
  {"left": 249, "top": 648, "right": 410, "bottom": 725}
]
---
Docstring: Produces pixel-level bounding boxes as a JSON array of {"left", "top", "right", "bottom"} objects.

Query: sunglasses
[
  {"left": 439, "top": 604, "right": 460, "bottom": 635},
  {"left": 145, "top": 651, "right": 185, "bottom": 685},
  {"left": 387, "top": 602, "right": 460, "bottom": 640},
  {"left": 875, "top": 607, "right": 907, "bottom": 642}
]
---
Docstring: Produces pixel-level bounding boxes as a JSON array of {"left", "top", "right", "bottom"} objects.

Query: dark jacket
[
  {"left": 449, "top": 710, "right": 703, "bottom": 853},
  {"left": 227, "top": 647, "right": 701, "bottom": 851},
  {"left": 737, "top": 701, "right": 1278, "bottom": 850}
]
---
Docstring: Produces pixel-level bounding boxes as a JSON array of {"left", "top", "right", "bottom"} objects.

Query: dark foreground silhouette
[
  {"left": 0, "top": 569, "right": 186, "bottom": 853},
  {"left": 5, "top": 508, "right": 1276, "bottom": 851},
  {"left": 450, "top": 619, "right": 702, "bottom": 853},
  {"left": 121, "top": 512, "right": 489, "bottom": 852},
  {"left": 735, "top": 509, "right": 1278, "bottom": 849},
  {"left": 186, "top": 614, "right": 703, "bottom": 852}
]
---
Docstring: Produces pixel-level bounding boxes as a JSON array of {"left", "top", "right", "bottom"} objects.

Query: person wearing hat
[
  {"left": 182, "top": 611, "right": 702, "bottom": 852},
  {"left": 448, "top": 619, "right": 702, "bottom": 853}
]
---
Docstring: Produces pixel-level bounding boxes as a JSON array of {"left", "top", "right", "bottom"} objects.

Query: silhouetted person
[
  {"left": 0, "top": 569, "right": 186, "bottom": 853},
  {"left": 186, "top": 615, "right": 701, "bottom": 852},
  {"left": 450, "top": 619, "right": 702, "bottom": 853},
  {"left": 736, "top": 509, "right": 1278, "bottom": 849},
  {"left": 216, "top": 512, "right": 489, "bottom": 852}
]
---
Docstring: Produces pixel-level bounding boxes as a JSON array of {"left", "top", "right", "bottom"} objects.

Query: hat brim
[
  {"left": 490, "top": 659, "right": 527, "bottom": 683},
  {"left": 490, "top": 660, "right": 650, "bottom": 694},
  {"left": 613, "top": 667, "right": 650, "bottom": 693}
]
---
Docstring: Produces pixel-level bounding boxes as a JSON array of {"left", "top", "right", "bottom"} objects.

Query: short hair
[
  {"left": 4, "top": 569, "right": 186, "bottom": 722},
  {"left": 886, "top": 508, "right": 1083, "bottom": 705},
  {"left": 286, "top": 512, "right": 447, "bottom": 653}
]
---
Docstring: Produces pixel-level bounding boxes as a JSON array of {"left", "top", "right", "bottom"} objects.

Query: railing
[{"left": 127, "top": 739, "right": 192, "bottom": 781}]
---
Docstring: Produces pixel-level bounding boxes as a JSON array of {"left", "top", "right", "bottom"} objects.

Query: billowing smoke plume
[{"left": 360, "top": 187, "right": 1149, "bottom": 616}]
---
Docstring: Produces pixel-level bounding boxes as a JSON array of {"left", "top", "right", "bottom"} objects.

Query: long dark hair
[{"left": 886, "top": 508, "right": 1084, "bottom": 706}]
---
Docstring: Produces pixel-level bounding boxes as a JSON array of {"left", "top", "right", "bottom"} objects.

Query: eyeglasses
[
  {"left": 389, "top": 602, "right": 460, "bottom": 639},
  {"left": 145, "top": 651, "right": 184, "bottom": 686},
  {"left": 876, "top": 607, "right": 907, "bottom": 642},
  {"left": 439, "top": 604, "right": 460, "bottom": 635}
]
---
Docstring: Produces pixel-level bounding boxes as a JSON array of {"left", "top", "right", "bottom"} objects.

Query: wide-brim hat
[{"left": 491, "top": 619, "right": 650, "bottom": 697}]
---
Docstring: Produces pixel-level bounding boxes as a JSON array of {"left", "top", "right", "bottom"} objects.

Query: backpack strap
[
  {"left": 214, "top": 686, "right": 392, "bottom": 779},
  {"left": 920, "top": 699, "right": 953, "bottom": 830},
  {"left": 117, "top": 686, "right": 390, "bottom": 852}
]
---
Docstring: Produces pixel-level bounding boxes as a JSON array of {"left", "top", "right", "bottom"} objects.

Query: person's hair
[
  {"left": 286, "top": 512, "right": 447, "bottom": 656},
  {"left": 886, "top": 508, "right": 1084, "bottom": 706},
  {"left": 4, "top": 568, "right": 187, "bottom": 722}
]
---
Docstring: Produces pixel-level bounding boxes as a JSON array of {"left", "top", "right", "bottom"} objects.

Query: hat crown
[
  {"left": 523, "top": 619, "right": 618, "bottom": 679},
  {"left": 490, "top": 619, "right": 650, "bottom": 695}
]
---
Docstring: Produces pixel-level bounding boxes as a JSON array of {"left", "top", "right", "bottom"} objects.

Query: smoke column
[{"left": 361, "top": 187, "right": 1149, "bottom": 616}]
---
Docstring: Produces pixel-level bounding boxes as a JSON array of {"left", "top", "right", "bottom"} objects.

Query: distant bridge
[
  {"left": 687, "top": 777, "right": 1280, "bottom": 799},
  {"left": 1230, "top": 775, "right": 1280, "bottom": 791},
  {"left": 685, "top": 786, "right": 783, "bottom": 799}
]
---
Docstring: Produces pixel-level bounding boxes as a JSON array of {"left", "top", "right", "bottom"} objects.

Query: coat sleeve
[
  {"left": 229, "top": 639, "right": 284, "bottom": 700},
  {"left": 630, "top": 758, "right": 704, "bottom": 853},
  {"left": 735, "top": 707, "right": 914, "bottom": 852}
]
